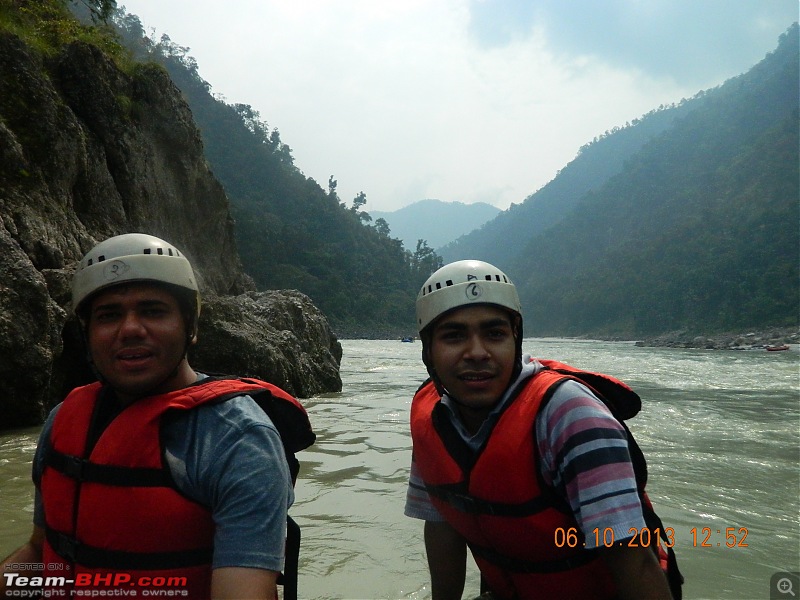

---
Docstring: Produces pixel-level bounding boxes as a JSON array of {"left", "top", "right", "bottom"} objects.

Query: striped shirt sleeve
[
  {"left": 535, "top": 379, "right": 646, "bottom": 549},
  {"left": 404, "top": 455, "right": 446, "bottom": 521}
]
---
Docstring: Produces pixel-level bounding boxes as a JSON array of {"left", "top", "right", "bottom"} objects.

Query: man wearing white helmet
[
  {"left": 0, "top": 234, "right": 312, "bottom": 600},
  {"left": 404, "top": 260, "right": 680, "bottom": 600}
]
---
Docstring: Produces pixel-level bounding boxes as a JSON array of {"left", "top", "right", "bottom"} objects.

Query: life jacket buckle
[
  {"left": 62, "top": 455, "right": 88, "bottom": 482},
  {"left": 50, "top": 530, "right": 82, "bottom": 563},
  {"left": 449, "top": 492, "right": 494, "bottom": 515}
]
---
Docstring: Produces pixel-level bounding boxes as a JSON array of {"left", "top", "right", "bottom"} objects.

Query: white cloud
[{"left": 120, "top": 0, "right": 797, "bottom": 211}]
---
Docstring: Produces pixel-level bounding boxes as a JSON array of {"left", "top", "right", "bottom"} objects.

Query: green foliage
[
  {"left": 71, "top": 0, "right": 116, "bottom": 23},
  {"left": 507, "top": 24, "right": 799, "bottom": 337},
  {"left": 439, "top": 102, "right": 696, "bottom": 267},
  {"left": 0, "top": 0, "right": 132, "bottom": 71},
  {"left": 113, "top": 12, "right": 442, "bottom": 335}
]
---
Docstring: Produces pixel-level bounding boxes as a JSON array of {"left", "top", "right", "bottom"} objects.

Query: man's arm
[
  {"left": 0, "top": 526, "right": 45, "bottom": 595},
  {"left": 174, "top": 398, "right": 294, "bottom": 598},
  {"left": 600, "top": 544, "right": 673, "bottom": 600},
  {"left": 210, "top": 567, "right": 278, "bottom": 600},
  {"left": 424, "top": 520, "right": 467, "bottom": 600}
]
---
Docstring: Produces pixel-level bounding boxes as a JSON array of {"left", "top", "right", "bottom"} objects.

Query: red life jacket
[
  {"left": 410, "top": 359, "right": 682, "bottom": 600},
  {"left": 40, "top": 377, "right": 313, "bottom": 599}
]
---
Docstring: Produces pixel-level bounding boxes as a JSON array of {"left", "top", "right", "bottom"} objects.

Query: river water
[{"left": 1, "top": 339, "right": 798, "bottom": 599}]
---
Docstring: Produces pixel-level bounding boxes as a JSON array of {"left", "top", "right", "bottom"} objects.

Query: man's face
[
  {"left": 428, "top": 304, "right": 517, "bottom": 413},
  {"left": 87, "top": 283, "right": 193, "bottom": 402}
]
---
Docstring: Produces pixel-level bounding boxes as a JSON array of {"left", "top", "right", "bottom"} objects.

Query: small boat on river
[{"left": 766, "top": 344, "right": 790, "bottom": 351}]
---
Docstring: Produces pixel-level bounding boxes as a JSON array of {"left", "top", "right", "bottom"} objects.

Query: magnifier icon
[{"left": 777, "top": 577, "right": 796, "bottom": 596}]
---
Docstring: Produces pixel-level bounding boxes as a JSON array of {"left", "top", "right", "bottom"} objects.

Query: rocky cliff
[{"left": 0, "top": 31, "right": 342, "bottom": 430}]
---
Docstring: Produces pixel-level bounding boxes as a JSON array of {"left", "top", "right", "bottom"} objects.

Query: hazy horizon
[{"left": 120, "top": 0, "right": 797, "bottom": 212}]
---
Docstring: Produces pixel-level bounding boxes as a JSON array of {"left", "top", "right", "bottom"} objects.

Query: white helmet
[
  {"left": 416, "top": 260, "right": 521, "bottom": 332},
  {"left": 72, "top": 233, "right": 199, "bottom": 316}
]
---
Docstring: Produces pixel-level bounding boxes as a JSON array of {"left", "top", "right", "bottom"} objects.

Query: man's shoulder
[
  {"left": 535, "top": 377, "right": 621, "bottom": 432},
  {"left": 203, "top": 392, "right": 275, "bottom": 423},
  {"left": 170, "top": 390, "right": 278, "bottom": 438}
]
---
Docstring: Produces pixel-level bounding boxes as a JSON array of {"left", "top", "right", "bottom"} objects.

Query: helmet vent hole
[
  {"left": 445, "top": 279, "right": 453, "bottom": 287},
  {"left": 157, "top": 248, "right": 164, "bottom": 255},
  {"left": 144, "top": 248, "right": 151, "bottom": 254},
  {"left": 435, "top": 282, "right": 442, "bottom": 290}
]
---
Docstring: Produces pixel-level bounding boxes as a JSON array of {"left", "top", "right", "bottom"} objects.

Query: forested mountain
[
  {"left": 442, "top": 27, "right": 797, "bottom": 336},
  {"left": 438, "top": 102, "right": 698, "bottom": 266},
  {"left": 113, "top": 9, "right": 796, "bottom": 338},
  {"left": 112, "top": 13, "right": 441, "bottom": 336},
  {"left": 372, "top": 199, "right": 500, "bottom": 251},
  {"left": 501, "top": 25, "right": 797, "bottom": 337}
]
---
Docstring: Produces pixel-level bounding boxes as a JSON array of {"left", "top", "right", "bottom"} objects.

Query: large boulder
[{"left": 191, "top": 291, "right": 343, "bottom": 398}]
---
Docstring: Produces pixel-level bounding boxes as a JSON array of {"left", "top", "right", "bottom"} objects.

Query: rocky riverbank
[
  {"left": 335, "top": 325, "right": 800, "bottom": 352},
  {"left": 634, "top": 326, "right": 800, "bottom": 350}
]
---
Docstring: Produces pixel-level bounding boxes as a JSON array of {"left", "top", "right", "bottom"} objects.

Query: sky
[{"left": 118, "top": 0, "right": 798, "bottom": 212}]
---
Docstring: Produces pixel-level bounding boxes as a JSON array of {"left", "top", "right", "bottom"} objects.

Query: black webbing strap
[
  {"left": 469, "top": 542, "right": 600, "bottom": 574},
  {"left": 45, "top": 447, "right": 171, "bottom": 487},
  {"left": 46, "top": 528, "right": 212, "bottom": 570},
  {"left": 276, "top": 515, "right": 301, "bottom": 600},
  {"left": 425, "top": 483, "right": 553, "bottom": 517}
]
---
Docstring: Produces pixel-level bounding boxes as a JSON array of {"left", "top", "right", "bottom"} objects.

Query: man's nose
[
  {"left": 119, "top": 311, "right": 146, "bottom": 337},
  {"left": 464, "top": 334, "right": 490, "bottom": 359}
]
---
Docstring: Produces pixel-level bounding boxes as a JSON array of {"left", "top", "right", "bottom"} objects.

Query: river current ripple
[{"left": 2, "top": 339, "right": 798, "bottom": 599}]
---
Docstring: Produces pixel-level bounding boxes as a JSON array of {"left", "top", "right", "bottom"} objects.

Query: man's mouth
[
  {"left": 459, "top": 372, "right": 493, "bottom": 382},
  {"left": 117, "top": 348, "right": 154, "bottom": 362}
]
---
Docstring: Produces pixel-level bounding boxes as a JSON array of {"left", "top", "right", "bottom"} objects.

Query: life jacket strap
[
  {"left": 45, "top": 528, "right": 213, "bottom": 570},
  {"left": 425, "top": 483, "right": 554, "bottom": 517},
  {"left": 45, "top": 447, "right": 171, "bottom": 487},
  {"left": 469, "top": 541, "right": 600, "bottom": 573}
]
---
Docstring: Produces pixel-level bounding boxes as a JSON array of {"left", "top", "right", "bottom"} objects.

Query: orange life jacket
[
  {"left": 410, "top": 359, "right": 682, "bottom": 600},
  {"left": 40, "top": 377, "right": 312, "bottom": 599}
]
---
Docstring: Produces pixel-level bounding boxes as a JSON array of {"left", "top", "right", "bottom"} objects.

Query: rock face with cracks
[{"left": 0, "top": 32, "right": 341, "bottom": 430}]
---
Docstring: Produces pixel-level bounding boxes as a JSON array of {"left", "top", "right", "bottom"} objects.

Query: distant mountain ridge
[
  {"left": 448, "top": 24, "right": 799, "bottom": 337},
  {"left": 114, "top": 8, "right": 797, "bottom": 339},
  {"left": 112, "top": 10, "right": 442, "bottom": 335},
  {"left": 371, "top": 199, "right": 501, "bottom": 250},
  {"left": 438, "top": 102, "right": 695, "bottom": 266}
]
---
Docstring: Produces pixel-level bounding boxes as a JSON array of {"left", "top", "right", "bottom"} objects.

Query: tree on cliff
[{"left": 70, "top": 0, "right": 117, "bottom": 22}]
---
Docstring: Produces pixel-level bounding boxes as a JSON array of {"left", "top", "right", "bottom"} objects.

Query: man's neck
[{"left": 115, "top": 363, "right": 198, "bottom": 406}]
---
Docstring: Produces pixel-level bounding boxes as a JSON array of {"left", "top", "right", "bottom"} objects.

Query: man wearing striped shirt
[{"left": 404, "top": 260, "right": 674, "bottom": 600}]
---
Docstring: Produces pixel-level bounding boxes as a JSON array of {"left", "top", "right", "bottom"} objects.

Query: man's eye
[
  {"left": 488, "top": 329, "right": 509, "bottom": 339},
  {"left": 439, "top": 331, "right": 464, "bottom": 341},
  {"left": 94, "top": 311, "right": 118, "bottom": 322}
]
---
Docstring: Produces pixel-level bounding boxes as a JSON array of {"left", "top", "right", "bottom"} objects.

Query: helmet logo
[
  {"left": 465, "top": 282, "right": 482, "bottom": 301},
  {"left": 103, "top": 260, "right": 131, "bottom": 281}
]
